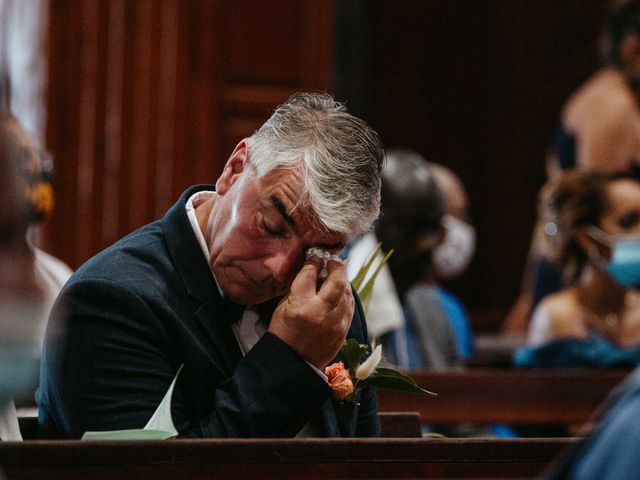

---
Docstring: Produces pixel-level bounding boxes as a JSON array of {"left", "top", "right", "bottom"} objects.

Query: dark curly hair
[{"left": 537, "top": 168, "right": 640, "bottom": 285}]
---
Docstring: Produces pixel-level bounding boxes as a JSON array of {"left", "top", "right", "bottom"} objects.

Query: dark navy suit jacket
[{"left": 38, "top": 185, "right": 380, "bottom": 438}]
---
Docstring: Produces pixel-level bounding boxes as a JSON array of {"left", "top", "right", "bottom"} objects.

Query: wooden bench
[
  {"left": 16, "top": 411, "right": 423, "bottom": 440},
  {"left": 378, "top": 411, "right": 422, "bottom": 437},
  {"left": 0, "top": 437, "right": 575, "bottom": 479},
  {"left": 378, "top": 369, "right": 629, "bottom": 425}
]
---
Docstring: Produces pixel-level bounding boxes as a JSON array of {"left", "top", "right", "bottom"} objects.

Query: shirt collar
[{"left": 185, "top": 191, "right": 224, "bottom": 298}]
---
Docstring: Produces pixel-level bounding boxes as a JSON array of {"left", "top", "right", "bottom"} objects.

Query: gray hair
[{"left": 246, "top": 92, "right": 384, "bottom": 236}]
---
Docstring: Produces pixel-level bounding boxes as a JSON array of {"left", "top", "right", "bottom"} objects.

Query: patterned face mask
[
  {"left": 23, "top": 150, "right": 54, "bottom": 223},
  {"left": 432, "top": 215, "right": 476, "bottom": 279}
]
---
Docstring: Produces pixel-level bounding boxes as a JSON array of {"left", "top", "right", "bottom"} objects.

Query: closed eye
[{"left": 261, "top": 218, "right": 287, "bottom": 237}]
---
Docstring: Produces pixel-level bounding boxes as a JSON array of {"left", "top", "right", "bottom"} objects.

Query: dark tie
[{"left": 223, "top": 297, "right": 246, "bottom": 324}]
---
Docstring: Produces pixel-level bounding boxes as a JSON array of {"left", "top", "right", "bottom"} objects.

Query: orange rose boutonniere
[
  {"left": 324, "top": 361, "right": 354, "bottom": 401},
  {"left": 326, "top": 340, "right": 436, "bottom": 404}
]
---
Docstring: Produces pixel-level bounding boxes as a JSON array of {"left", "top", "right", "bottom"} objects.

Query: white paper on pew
[
  {"left": 81, "top": 364, "right": 183, "bottom": 441},
  {"left": 144, "top": 364, "right": 182, "bottom": 433},
  {"left": 81, "top": 429, "right": 176, "bottom": 441}
]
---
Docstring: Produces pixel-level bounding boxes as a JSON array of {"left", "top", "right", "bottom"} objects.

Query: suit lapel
[
  {"left": 313, "top": 401, "right": 338, "bottom": 437},
  {"left": 194, "top": 297, "right": 243, "bottom": 374}
]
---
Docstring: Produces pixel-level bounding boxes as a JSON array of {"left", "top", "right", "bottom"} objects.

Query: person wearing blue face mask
[
  {"left": 585, "top": 225, "right": 640, "bottom": 288},
  {"left": 515, "top": 169, "right": 640, "bottom": 368}
]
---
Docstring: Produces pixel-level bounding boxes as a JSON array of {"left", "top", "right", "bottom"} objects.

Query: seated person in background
[
  {"left": 0, "top": 113, "right": 73, "bottom": 441},
  {"left": 548, "top": 0, "right": 640, "bottom": 175},
  {"left": 1, "top": 113, "right": 73, "bottom": 366},
  {"left": 504, "top": 1, "right": 640, "bottom": 337},
  {"left": 545, "top": 366, "right": 640, "bottom": 479},
  {"left": 38, "top": 92, "right": 384, "bottom": 438},
  {"left": 430, "top": 162, "right": 476, "bottom": 360},
  {"left": 0, "top": 112, "right": 45, "bottom": 441},
  {"left": 16, "top": 120, "right": 73, "bottom": 354},
  {"left": 346, "top": 148, "right": 474, "bottom": 369},
  {"left": 515, "top": 169, "right": 640, "bottom": 367}
]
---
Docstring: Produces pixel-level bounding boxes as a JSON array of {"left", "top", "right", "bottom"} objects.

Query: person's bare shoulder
[
  {"left": 526, "top": 289, "right": 588, "bottom": 346},
  {"left": 565, "top": 69, "right": 635, "bottom": 130}
]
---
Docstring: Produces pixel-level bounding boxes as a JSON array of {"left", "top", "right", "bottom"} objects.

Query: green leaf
[
  {"left": 372, "top": 367, "right": 416, "bottom": 382},
  {"left": 340, "top": 338, "right": 369, "bottom": 379},
  {"left": 351, "top": 243, "right": 383, "bottom": 292},
  {"left": 364, "top": 368, "right": 437, "bottom": 396},
  {"left": 351, "top": 243, "right": 394, "bottom": 315}
]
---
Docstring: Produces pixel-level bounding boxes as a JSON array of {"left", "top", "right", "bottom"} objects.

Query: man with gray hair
[{"left": 38, "top": 92, "right": 384, "bottom": 438}]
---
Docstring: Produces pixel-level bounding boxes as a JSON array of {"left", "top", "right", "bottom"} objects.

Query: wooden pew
[
  {"left": 378, "top": 369, "right": 629, "bottom": 425},
  {"left": 378, "top": 411, "right": 422, "bottom": 437},
  {"left": 0, "top": 437, "right": 575, "bottom": 479},
  {"left": 16, "top": 412, "right": 423, "bottom": 440}
]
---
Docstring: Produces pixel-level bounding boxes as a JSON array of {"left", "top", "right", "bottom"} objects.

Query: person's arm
[
  {"left": 42, "top": 278, "right": 332, "bottom": 438},
  {"left": 577, "top": 99, "right": 640, "bottom": 172},
  {"left": 196, "top": 331, "right": 332, "bottom": 437}
]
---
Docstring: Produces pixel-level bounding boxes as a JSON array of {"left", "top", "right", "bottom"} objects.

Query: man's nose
[{"left": 264, "top": 249, "right": 302, "bottom": 285}]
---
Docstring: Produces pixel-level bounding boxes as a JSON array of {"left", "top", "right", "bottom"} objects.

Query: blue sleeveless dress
[{"left": 514, "top": 334, "right": 640, "bottom": 368}]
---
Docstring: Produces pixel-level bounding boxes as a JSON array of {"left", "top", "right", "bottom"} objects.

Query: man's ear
[{"left": 216, "top": 140, "right": 248, "bottom": 195}]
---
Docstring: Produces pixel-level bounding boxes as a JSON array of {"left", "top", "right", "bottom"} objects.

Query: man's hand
[{"left": 269, "top": 256, "right": 354, "bottom": 369}]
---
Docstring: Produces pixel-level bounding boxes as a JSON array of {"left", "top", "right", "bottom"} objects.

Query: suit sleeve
[{"left": 42, "top": 278, "right": 332, "bottom": 438}]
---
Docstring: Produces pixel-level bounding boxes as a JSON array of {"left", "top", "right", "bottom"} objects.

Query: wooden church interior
[{"left": 1, "top": 1, "right": 635, "bottom": 478}]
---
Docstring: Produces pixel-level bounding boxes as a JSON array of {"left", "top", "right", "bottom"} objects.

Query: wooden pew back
[
  {"left": 16, "top": 412, "right": 423, "bottom": 440},
  {"left": 378, "top": 369, "right": 628, "bottom": 424},
  {"left": 0, "top": 437, "right": 574, "bottom": 479}
]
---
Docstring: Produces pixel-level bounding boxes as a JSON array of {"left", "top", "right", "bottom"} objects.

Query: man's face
[{"left": 205, "top": 146, "right": 346, "bottom": 305}]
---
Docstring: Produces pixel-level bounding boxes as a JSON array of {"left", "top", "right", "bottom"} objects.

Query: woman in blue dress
[{"left": 516, "top": 170, "right": 640, "bottom": 368}]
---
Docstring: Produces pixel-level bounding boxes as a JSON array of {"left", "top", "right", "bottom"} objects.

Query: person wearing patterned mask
[
  {"left": 516, "top": 169, "right": 640, "bottom": 368},
  {"left": 346, "top": 149, "right": 475, "bottom": 369},
  {"left": 7, "top": 114, "right": 73, "bottom": 354},
  {"left": 430, "top": 163, "right": 476, "bottom": 280},
  {"left": 0, "top": 112, "right": 48, "bottom": 441}
]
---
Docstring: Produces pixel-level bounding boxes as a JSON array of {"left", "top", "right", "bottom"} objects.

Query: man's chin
[{"left": 223, "top": 286, "right": 280, "bottom": 306}]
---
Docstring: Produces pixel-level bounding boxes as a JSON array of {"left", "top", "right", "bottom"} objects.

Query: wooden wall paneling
[
  {"left": 45, "top": 0, "right": 335, "bottom": 268},
  {"left": 103, "top": 0, "right": 125, "bottom": 247},
  {"left": 75, "top": 0, "right": 100, "bottom": 266},
  {"left": 299, "top": 1, "right": 333, "bottom": 88},
  {"left": 154, "top": 0, "right": 179, "bottom": 216},
  {"left": 90, "top": 2, "right": 109, "bottom": 260},
  {"left": 218, "top": 0, "right": 334, "bottom": 167},
  {"left": 115, "top": 2, "right": 135, "bottom": 244},
  {"left": 186, "top": 0, "right": 220, "bottom": 188},
  {"left": 223, "top": 0, "right": 305, "bottom": 86},
  {"left": 45, "top": 0, "right": 79, "bottom": 266},
  {"left": 169, "top": 0, "right": 190, "bottom": 199},
  {"left": 127, "top": 0, "right": 156, "bottom": 229}
]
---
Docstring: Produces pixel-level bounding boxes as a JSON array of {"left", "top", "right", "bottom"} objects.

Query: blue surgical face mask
[{"left": 587, "top": 226, "right": 640, "bottom": 288}]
